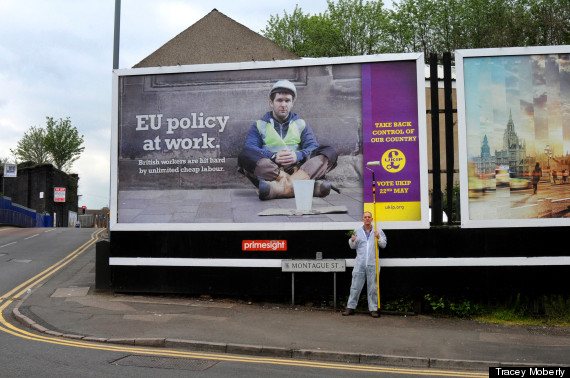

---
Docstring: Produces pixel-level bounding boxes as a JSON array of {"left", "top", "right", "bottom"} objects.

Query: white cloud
[{"left": 0, "top": 0, "right": 359, "bottom": 209}]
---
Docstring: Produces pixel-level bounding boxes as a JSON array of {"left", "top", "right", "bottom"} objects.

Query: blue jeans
[{"left": 347, "top": 264, "right": 379, "bottom": 311}]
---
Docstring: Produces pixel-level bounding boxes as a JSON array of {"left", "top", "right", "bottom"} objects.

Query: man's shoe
[
  {"left": 258, "top": 171, "right": 294, "bottom": 200},
  {"left": 370, "top": 311, "right": 380, "bottom": 318},
  {"left": 258, "top": 178, "right": 270, "bottom": 200},
  {"left": 313, "top": 179, "right": 331, "bottom": 197},
  {"left": 342, "top": 308, "right": 355, "bottom": 316}
]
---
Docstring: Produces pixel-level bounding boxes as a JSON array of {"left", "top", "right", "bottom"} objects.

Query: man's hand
[
  {"left": 275, "top": 149, "right": 297, "bottom": 166},
  {"left": 374, "top": 230, "right": 380, "bottom": 239},
  {"left": 350, "top": 234, "right": 357, "bottom": 242}
]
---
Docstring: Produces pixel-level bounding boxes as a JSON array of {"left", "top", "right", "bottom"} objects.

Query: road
[
  {"left": 469, "top": 182, "right": 570, "bottom": 220},
  {"left": 0, "top": 227, "right": 485, "bottom": 377}
]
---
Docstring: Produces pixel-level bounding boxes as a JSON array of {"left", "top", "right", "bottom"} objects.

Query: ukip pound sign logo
[{"left": 381, "top": 149, "right": 406, "bottom": 173}]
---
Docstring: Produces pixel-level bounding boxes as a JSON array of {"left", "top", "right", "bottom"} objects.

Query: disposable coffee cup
[{"left": 293, "top": 180, "right": 315, "bottom": 211}]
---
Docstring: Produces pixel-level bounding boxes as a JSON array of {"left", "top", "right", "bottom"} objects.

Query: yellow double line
[
  {"left": 0, "top": 229, "right": 104, "bottom": 303},
  {"left": 0, "top": 229, "right": 486, "bottom": 377}
]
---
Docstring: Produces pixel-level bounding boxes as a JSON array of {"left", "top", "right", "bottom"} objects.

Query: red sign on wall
[
  {"left": 54, "top": 187, "right": 66, "bottom": 203},
  {"left": 242, "top": 240, "right": 287, "bottom": 251}
]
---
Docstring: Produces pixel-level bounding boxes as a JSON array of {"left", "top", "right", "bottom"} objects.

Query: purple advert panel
[{"left": 362, "top": 61, "right": 421, "bottom": 221}]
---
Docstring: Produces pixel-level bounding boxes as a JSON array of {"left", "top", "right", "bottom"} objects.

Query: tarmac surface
[{"left": 9, "top": 237, "right": 570, "bottom": 372}]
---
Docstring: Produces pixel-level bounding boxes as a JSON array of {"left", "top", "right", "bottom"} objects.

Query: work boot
[
  {"left": 258, "top": 170, "right": 294, "bottom": 200},
  {"left": 313, "top": 179, "right": 331, "bottom": 197},
  {"left": 258, "top": 179, "right": 270, "bottom": 199},
  {"left": 370, "top": 311, "right": 380, "bottom": 318},
  {"left": 237, "top": 166, "right": 259, "bottom": 187},
  {"left": 342, "top": 308, "right": 355, "bottom": 316}
]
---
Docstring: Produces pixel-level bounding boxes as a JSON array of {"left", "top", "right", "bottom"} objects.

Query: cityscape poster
[{"left": 457, "top": 46, "right": 570, "bottom": 228}]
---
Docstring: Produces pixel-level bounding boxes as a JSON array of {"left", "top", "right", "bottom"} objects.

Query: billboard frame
[
  {"left": 456, "top": 45, "right": 570, "bottom": 228},
  {"left": 110, "top": 53, "right": 429, "bottom": 231}
]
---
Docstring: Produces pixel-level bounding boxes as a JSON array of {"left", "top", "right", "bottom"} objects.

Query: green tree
[
  {"left": 304, "top": 14, "right": 339, "bottom": 56},
  {"left": 430, "top": 0, "right": 465, "bottom": 52},
  {"left": 10, "top": 117, "right": 84, "bottom": 172},
  {"left": 527, "top": 0, "right": 570, "bottom": 46},
  {"left": 44, "top": 117, "right": 85, "bottom": 171},
  {"left": 0, "top": 156, "right": 11, "bottom": 166},
  {"left": 386, "top": 5, "right": 414, "bottom": 53},
  {"left": 387, "top": 0, "right": 440, "bottom": 55},
  {"left": 263, "top": 6, "right": 311, "bottom": 56},
  {"left": 10, "top": 126, "right": 51, "bottom": 165},
  {"left": 263, "top": 0, "right": 389, "bottom": 57},
  {"left": 262, "top": 0, "right": 570, "bottom": 58},
  {"left": 326, "top": 0, "right": 389, "bottom": 55}
]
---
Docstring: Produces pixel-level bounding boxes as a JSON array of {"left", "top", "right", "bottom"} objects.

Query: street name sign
[{"left": 281, "top": 259, "right": 346, "bottom": 272}]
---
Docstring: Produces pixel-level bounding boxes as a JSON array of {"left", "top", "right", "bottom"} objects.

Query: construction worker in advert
[{"left": 237, "top": 80, "right": 338, "bottom": 200}]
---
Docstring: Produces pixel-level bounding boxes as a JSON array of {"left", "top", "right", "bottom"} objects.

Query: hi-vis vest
[{"left": 256, "top": 119, "right": 306, "bottom": 153}]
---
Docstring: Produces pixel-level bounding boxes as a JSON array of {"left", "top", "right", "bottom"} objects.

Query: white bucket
[{"left": 293, "top": 180, "right": 315, "bottom": 211}]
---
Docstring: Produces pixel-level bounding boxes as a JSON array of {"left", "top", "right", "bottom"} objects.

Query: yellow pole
[
  {"left": 372, "top": 180, "right": 380, "bottom": 310},
  {"left": 366, "top": 161, "right": 381, "bottom": 310}
]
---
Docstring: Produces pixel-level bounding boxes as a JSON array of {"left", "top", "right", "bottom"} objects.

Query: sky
[
  {"left": 464, "top": 54, "right": 570, "bottom": 163},
  {"left": 0, "top": 0, "right": 351, "bottom": 210}
]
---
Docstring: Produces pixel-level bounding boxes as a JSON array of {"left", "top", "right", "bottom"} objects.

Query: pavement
[
  {"left": 9, "top": 236, "right": 570, "bottom": 372},
  {"left": 117, "top": 186, "right": 363, "bottom": 224}
]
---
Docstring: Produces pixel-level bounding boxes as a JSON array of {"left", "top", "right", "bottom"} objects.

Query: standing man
[
  {"left": 532, "top": 162, "right": 542, "bottom": 194},
  {"left": 343, "top": 211, "right": 387, "bottom": 318},
  {"left": 238, "top": 80, "right": 337, "bottom": 200}
]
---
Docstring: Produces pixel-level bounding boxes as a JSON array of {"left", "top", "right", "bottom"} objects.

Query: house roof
[{"left": 133, "top": 9, "right": 299, "bottom": 68}]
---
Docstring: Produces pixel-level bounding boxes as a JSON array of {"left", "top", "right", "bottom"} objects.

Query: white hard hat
[{"left": 270, "top": 80, "right": 297, "bottom": 98}]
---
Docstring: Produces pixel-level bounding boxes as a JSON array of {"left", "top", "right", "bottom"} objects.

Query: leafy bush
[
  {"left": 543, "top": 295, "right": 570, "bottom": 322},
  {"left": 423, "top": 294, "right": 480, "bottom": 318},
  {"left": 382, "top": 296, "right": 415, "bottom": 313}
]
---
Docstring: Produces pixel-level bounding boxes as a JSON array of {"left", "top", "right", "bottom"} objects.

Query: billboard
[
  {"left": 456, "top": 46, "right": 570, "bottom": 228},
  {"left": 111, "top": 54, "right": 428, "bottom": 231}
]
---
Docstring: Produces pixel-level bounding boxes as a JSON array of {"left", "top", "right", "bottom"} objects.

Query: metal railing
[{"left": 0, "top": 209, "right": 37, "bottom": 227}]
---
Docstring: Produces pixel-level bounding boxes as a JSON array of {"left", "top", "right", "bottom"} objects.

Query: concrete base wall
[{"left": 107, "top": 227, "right": 570, "bottom": 300}]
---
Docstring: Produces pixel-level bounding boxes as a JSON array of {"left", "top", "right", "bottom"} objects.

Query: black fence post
[
  {"left": 430, "top": 53, "right": 442, "bottom": 225},
  {"left": 443, "top": 52, "right": 455, "bottom": 223},
  {"left": 95, "top": 239, "right": 112, "bottom": 290}
]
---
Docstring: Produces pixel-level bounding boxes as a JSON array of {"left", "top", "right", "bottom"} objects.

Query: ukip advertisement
[
  {"left": 111, "top": 55, "right": 428, "bottom": 231},
  {"left": 362, "top": 61, "right": 423, "bottom": 222}
]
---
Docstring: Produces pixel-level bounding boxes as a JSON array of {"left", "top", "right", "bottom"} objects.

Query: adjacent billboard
[
  {"left": 456, "top": 46, "right": 570, "bottom": 228},
  {"left": 111, "top": 54, "right": 429, "bottom": 231}
]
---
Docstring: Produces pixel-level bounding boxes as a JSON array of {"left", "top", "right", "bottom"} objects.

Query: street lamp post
[
  {"left": 113, "top": 0, "right": 121, "bottom": 70},
  {"left": 544, "top": 144, "right": 552, "bottom": 169}
]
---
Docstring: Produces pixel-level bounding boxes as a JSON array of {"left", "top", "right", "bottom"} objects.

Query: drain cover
[{"left": 112, "top": 355, "right": 219, "bottom": 371}]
